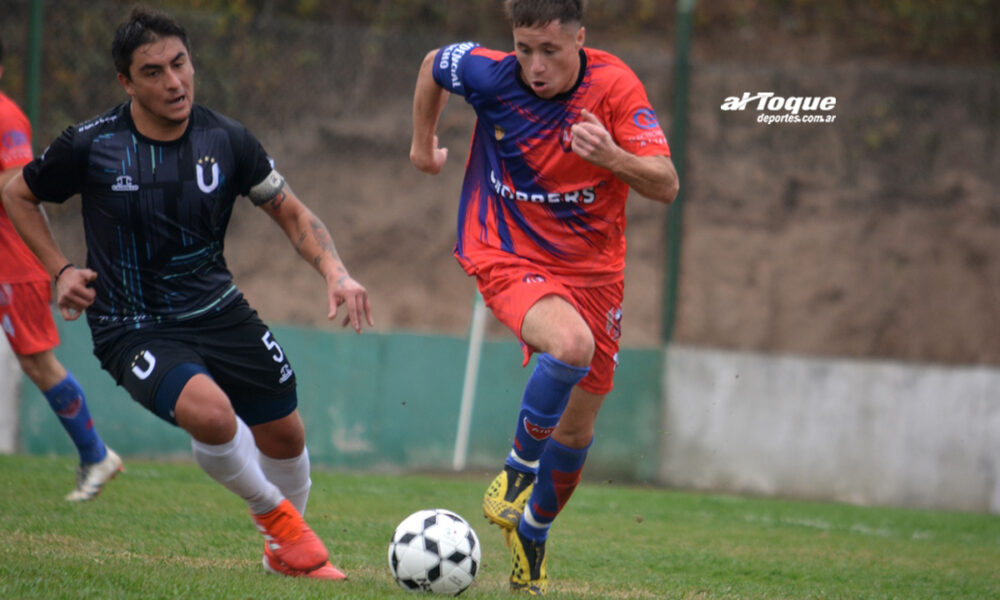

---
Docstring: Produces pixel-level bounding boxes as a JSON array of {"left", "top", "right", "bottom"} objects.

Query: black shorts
[{"left": 95, "top": 299, "right": 297, "bottom": 427}]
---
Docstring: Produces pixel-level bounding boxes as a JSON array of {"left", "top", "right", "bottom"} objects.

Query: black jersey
[{"left": 22, "top": 102, "right": 273, "bottom": 344}]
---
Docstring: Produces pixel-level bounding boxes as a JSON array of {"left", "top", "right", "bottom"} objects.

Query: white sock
[
  {"left": 259, "top": 447, "right": 312, "bottom": 516},
  {"left": 191, "top": 417, "right": 283, "bottom": 515}
]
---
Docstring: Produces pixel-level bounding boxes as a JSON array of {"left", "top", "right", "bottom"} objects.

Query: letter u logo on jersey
[{"left": 196, "top": 156, "right": 220, "bottom": 193}]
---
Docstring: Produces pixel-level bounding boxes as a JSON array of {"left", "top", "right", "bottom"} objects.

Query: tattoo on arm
[
  {"left": 266, "top": 189, "right": 288, "bottom": 213},
  {"left": 307, "top": 217, "right": 342, "bottom": 270}
]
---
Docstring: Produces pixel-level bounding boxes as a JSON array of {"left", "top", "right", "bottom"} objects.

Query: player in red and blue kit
[
  {"left": 411, "top": 0, "right": 678, "bottom": 594},
  {"left": 0, "top": 35, "right": 122, "bottom": 501}
]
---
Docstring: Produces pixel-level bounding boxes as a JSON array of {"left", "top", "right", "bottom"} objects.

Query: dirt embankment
[{"left": 46, "top": 45, "right": 1000, "bottom": 367}]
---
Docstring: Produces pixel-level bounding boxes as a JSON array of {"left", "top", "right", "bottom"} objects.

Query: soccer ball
[{"left": 388, "top": 508, "right": 481, "bottom": 595}]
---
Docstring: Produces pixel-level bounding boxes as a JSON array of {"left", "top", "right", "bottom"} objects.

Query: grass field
[{"left": 1, "top": 454, "right": 997, "bottom": 599}]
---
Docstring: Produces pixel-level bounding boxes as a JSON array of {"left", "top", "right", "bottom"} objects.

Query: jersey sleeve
[
  {"left": 21, "top": 126, "right": 83, "bottom": 203},
  {"left": 607, "top": 73, "right": 671, "bottom": 157},
  {"left": 0, "top": 105, "right": 33, "bottom": 170},
  {"left": 234, "top": 127, "right": 276, "bottom": 197},
  {"left": 433, "top": 42, "right": 494, "bottom": 97}
]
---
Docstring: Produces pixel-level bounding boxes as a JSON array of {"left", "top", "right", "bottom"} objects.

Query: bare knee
[
  {"left": 553, "top": 427, "right": 593, "bottom": 450},
  {"left": 180, "top": 402, "right": 236, "bottom": 444},
  {"left": 174, "top": 375, "right": 237, "bottom": 444},
  {"left": 546, "top": 327, "right": 595, "bottom": 368},
  {"left": 252, "top": 412, "right": 306, "bottom": 459},
  {"left": 554, "top": 413, "right": 595, "bottom": 448}
]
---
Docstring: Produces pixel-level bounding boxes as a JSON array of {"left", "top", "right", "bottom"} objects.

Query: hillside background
[{"left": 2, "top": 0, "right": 998, "bottom": 366}]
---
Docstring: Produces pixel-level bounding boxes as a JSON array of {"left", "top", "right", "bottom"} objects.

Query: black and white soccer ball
[{"left": 388, "top": 508, "right": 481, "bottom": 595}]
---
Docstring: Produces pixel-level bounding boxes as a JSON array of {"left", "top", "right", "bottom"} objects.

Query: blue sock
[
  {"left": 43, "top": 373, "right": 107, "bottom": 465},
  {"left": 505, "top": 353, "right": 589, "bottom": 474},
  {"left": 518, "top": 438, "right": 591, "bottom": 542}
]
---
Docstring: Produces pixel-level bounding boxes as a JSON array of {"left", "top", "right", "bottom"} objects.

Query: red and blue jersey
[
  {"left": 0, "top": 90, "right": 45, "bottom": 284},
  {"left": 433, "top": 43, "right": 670, "bottom": 287}
]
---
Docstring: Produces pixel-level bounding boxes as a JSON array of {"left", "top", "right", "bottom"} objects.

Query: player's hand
[
  {"left": 410, "top": 135, "right": 449, "bottom": 175},
  {"left": 327, "top": 274, "right": 375, "bottom": 333},
  {"left": 570, "top": 109, "right": 622, "bottom": 170},
  {"left": 56, "top": 267, "right": 97, "bottom": 321}
]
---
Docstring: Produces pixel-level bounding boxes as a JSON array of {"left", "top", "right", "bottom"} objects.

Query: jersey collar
[{"left": 123, "top": 100, "right": 194, "bottom": 146}]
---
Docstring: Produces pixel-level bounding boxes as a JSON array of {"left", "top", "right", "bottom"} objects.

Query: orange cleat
[
  {"left": 251, "top": 499, "right": 329, "bottom": 572},
  {"left": 262, "top": 545, "right": 347, "bottom": 580}
]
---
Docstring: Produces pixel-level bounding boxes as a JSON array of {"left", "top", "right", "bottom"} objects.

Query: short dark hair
[
  {"left": 0, "top": 35, "right": 5, "bottom": 65},
  {"left": 111, "top": 6, "right": 190, "bottom": 77},
  {"left": 504, "top": 0, "right": 586, "bottom": 28}
]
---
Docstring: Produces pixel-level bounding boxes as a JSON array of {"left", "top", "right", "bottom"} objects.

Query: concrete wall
[
  {"left": 9, "top": 317, "right": 663, "bottom": 480},
  {"left": 4, "top": 318, "right": 998, "bottom": 514},
  {"left": 660, "top": 346, "right": 1000, "bottom": 514},
  {"left": 0, "top": 340, "right": 19, "bottom": 453}
]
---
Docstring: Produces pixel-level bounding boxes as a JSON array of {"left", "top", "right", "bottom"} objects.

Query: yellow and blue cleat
[
  {"left": 483, "top": 465, "right": 534, "bottom": 541},
  {"left": 509, "top": 528, "right": 547, "bottom": 595}
]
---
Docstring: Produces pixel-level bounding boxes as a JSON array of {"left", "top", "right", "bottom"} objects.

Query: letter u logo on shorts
[
  {"left": 131, "top": 350, "right": 156, "bottom": 380},
  {"left": 196, "top": 156, "right": 220, "bottom": 194}
]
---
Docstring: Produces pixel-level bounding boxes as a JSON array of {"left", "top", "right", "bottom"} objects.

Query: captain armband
[{"left": 248, "top": 169, "right": 286, "bottom": 206}]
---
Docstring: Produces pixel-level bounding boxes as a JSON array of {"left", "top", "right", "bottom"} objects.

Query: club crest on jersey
[
  {"left": 559, "top": 125, "right": 574, "bottom": 152},
  {"left": 111, "top": 175, "right": 139, "bottom": 192},
  {"left": 494, "top": 124, "right": 506, "bottom": 141},
  {"left": 196, "top": 156, "right": 220, "bottom": 193},
  {"left": 2, "top": 130, "right": 28, "bottom": 149},
  {"left": 523, "top": 416, "right": 555, "bottom": 441},
  {"left": 522, "top": 273, "right": 546, "bottom": 284}
]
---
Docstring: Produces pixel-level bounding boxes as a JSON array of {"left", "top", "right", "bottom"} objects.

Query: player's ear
[
  {"left": 576, "top": 25, "right": 586, "bottom": 48},
  {"left": 117, "top": 71, "right": 134, "bottom": 96}
]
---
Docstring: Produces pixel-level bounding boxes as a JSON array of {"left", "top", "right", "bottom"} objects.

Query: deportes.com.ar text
[{"left": 757, "top": 113, "right": 837, "bottom": 124}]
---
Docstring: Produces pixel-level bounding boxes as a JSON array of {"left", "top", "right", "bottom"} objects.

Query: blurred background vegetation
[
  {"left": 159, "top": 0, "right": 997, "bottom": 63},
  {"left": 1, "top": 1, "right": 998, "bottom": 364}
]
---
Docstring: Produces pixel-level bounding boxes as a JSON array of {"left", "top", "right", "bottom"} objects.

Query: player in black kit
[{"left": 1, "top": 8, "right": 373, "bottom": 581}]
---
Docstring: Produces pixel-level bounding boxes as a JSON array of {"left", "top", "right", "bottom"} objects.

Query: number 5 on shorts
[{"left": 261, "top": 331, "right": 285, "bottom": 363}]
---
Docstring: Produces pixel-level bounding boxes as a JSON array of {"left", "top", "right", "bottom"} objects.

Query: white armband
[{"left": 248, "top": 169, "right": 286, "bottom": 206}]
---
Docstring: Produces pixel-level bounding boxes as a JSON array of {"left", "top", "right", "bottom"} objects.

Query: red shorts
[
  {"left": 475, "top": 259, "right": 624, "bottom": 395},
  {"left": 0, "top": 280, "right": 59, "bottom": 355}
]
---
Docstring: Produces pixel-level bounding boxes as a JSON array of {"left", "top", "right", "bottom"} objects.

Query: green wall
[{"left": 20, "top": 317, "right": 664, "bottom": 481}]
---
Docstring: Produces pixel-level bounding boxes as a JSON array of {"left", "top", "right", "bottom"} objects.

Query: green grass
[{"left": 1, "top": 455, "right": 997, "bottom": 599}]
